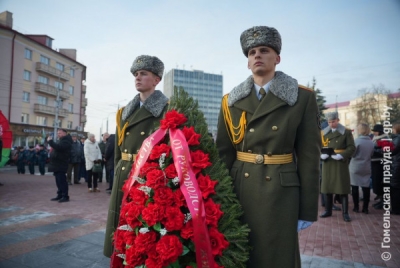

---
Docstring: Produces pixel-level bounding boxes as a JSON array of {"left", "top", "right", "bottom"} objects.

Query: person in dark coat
[
  {"left": 349, "top": 123, "right": 374, "bottom": 214},
  {"left": 103, "top": 55, "right": 168, "bottom": 257},
  {"left": 391, "top": 122, "right": 400, "bottom": 215},
  {"left": 371, "top": 124, "right": 389, "bottom": 209},
  {"left": 320, "top": 112, "right": 355, "bottom": 222},
  {"left": 47, "top": 129, "right": 73, "bottom": 203},
  {"left": 216, "top": 26, "right": 321, "bottom": 268},
  {"left": 67, "top": 132, "right": 82, "bottom": 185},
  {"left": 16, "top": 146, "right": 27, "bottom": 174},
  {"left": 37, "top": 144, "right": 48, "bottom": 175},
  {"left": 27, "top": 146, "right": 37, "bottom": 175},
  {"left": 104, "top": 134, "right": 115, "bottom": 193}
]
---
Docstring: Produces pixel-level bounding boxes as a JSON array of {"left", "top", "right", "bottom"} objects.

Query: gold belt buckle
[
  {"left": 255, "top": 154, "right": 264, "bottom": 164},
  {"left": 126, "top": 153, "right": 132, "bottom": 161}
]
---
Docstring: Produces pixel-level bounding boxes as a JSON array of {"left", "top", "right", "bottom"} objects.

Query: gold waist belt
[
  {"left": 237, "top": 151, "right": 293, "bottom": 165},
  {"left": 334, "top": 149, "right": 345, "bottom": 153},
  {"left": 121, "top": 152, "right": 137, "bottom": 162}
]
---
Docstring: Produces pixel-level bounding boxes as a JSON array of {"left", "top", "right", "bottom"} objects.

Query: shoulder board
[{"left": 299, "top": 85, "right": 313, "bottom": 92}]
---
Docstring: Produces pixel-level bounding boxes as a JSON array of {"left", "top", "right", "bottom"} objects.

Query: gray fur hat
[
  {"left": 240, "top": 26, "right": 282, "bottom": 57},
  {"left": 326, "top": 111, "right": 339, "bottom": 121},
  {"left": 130, "top": 55, "right": 164, "bottom": 79}
]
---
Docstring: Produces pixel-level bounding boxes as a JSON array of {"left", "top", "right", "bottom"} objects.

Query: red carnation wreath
[{"left": 111, "top": 109, "right": 229, "bottom": 268}]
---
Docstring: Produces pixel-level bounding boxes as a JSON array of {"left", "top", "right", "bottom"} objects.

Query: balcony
[
  {"left": 34, "top": 82, "right": 70, "bottom": 100},
  {"left": 81, "top": 98, "right": 88, "bottom": 107},
  {"left": 34, "top": 103, "right": 69, "bottom": 117},
  {"left": 82, "top": 85, "right": 86, "bottom": 94},
  {"left": 36, "top": 62, "right": 70, "bottom": 81},
  {"left": 80, "top": 115, "right": 87, "bottom": 123}
]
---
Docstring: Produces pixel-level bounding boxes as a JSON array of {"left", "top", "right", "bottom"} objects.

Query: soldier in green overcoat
[
  {"left": 103, "top": 55, "right": 168, "bottom": 257},
  {"left": 216, "top": 26, "right": 321, "bottom": 268},
  {"left": 320, "top": 112, "right": 355, "bottom": 222}
]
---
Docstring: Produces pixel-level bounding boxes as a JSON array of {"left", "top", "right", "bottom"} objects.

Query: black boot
[
  {"left": 321, "top": 193, "right": 325, "bottom": 207},
  {"left": 320, "top": 194, "right": 333, "bottom": 218},
  {"left": 334, "top": 194, "right": 342, "bottom": 204},
  {"left": 50, "top": 196, "right": 62, "bottom": 201},
  {"left": 362, "top": 186, "right": 370, "bottom": 214},
  {"left": 351, "top": 186, "right": 359, "bottom": 213},
  {"left": 342, "top": 194, "right": 351, "bottom": 222},
  {"left": 332, "top": 204, "right": 342, "bottom": 211}
]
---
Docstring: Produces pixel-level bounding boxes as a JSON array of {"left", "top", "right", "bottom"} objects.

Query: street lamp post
[{"left": 53, "top": 65, "right": 78, "bottom": 141}]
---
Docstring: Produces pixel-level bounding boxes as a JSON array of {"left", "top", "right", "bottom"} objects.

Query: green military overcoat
[
  {"left": 103, "top": 90, "right": 168, "bottom": 257},
  {"left": 216, "top": 72, "right": 321, "bottom": 268},
  {"left": 321, "top": 124, "right": 355, "bottom": 194}
]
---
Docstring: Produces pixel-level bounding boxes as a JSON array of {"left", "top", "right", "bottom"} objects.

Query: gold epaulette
[
  {"left": 222, "top": 94, "right": 247, "bottom": 145},
  {"left": 299, "top": 85, "right": 313, "bottom": 92},
  {"left": 116, "top": 107, "right": 128, "bottom": 146}
]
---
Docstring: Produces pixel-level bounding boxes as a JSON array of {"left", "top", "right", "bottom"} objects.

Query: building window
[
  {"left": 56, "top": 62, "right": 64, "bottom": 71},
  {"left": 25, "top": 48, "right": 32, "bottom": 60},
  {"left": 69, "top": 86, "right": 74, "bottom": 95},
  {"left": 22, "top": 91, "right": 30, "bottom": 102},
  {"left": 70, "top": 68, "right": 75, "bottom": 77},
  {"left": 36, "top": 116, "right": 47, "bottom": 126},
  {"left": 38, "top": 75, "right": 48, "bottom": 84},
  {"left": 55, "top": 81, "right": 64, "bottom": 90},
  {"left": 37, "top": 96, "right": 48, "bottom": 105},
  {"left": 23, "top": 70, "right": 31, "bottom": 81},
  {"left": 21, "top": 113, "right": 29, "bottom": 123},
  {"left": 68, "top": 103, "right": 73, "bottom": 113},
  {"left": 67, "top": 121, "right": 73, "bottom": 129},
  {"left": 46, "top": 37, "right": 52, "bottom": 47},
  {"left": 40, "top": 55, "right": 50, "bottom": 65}
]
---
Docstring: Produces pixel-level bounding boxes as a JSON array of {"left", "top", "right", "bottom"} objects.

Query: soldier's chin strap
[
  {"left": 222, "top": 94, "right": 247, "bottom": 145},
  {"left": 116, "top": 108, "right": 128, "bottom": 146}
]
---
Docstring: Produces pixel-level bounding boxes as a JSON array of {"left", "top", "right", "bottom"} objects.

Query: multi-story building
[
  {"left": 0, "top": 11, "right": 87, "bottom": 147},
  {"left": 163, "top": 68, "right": 223, "bottom": 136}
]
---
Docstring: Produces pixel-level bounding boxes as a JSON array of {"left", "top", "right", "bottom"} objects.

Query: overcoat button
[
  {"left": 124, "top": 149, "right": 127, "bottom": 152},
  {"left": 249, "top": 128, "right": 254, "bottom": 133},
  {"left": 248, "top": 150, "right": 252, "bottom": 153},
  {"left": 126, "top": 132, "right": 130, "bottom": 135},
  {"left": 244, "top": 173, "right": 249, "bottom": 178},
  {"left": 141, "top": 132, "right": 145, "bottom": 135},
  {"left": 122, "top": 167, "right": 125, "bottom": 170},
  {"left": 272, "top": 126, "right": 278, "bottom": 131},
  {"left": 267, "top": 152, "right": 272, "bottom": 156},
  {"left": 265, "top": 176, "right": 271, "bottom": 181}
]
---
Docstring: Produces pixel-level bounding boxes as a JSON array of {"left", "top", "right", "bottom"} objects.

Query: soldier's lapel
[
  {"left": 126, "top": 106, "right": 153, "bottom": 128},
  {"left": 233, "top": 88, "right": 259, "bottom": 115},
  {"left": 250, "top": 92, "right": 287, "bottom": 122},
  {"left": 326, "top": 130, "right": 341, "bottom": 140}
]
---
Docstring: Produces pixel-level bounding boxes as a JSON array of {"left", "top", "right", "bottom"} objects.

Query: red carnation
[
  {"left": 129, "top": 186, "right": 149, "bottom": 206},
  {"left": 111, "top": 254, "right": 124, "bottom": 268},
  {"left": 145, "top": 251, "right": 166, "bottom": 268},
  {"left": 125, "top": 245, "right": 146, "bottom": 267},
  {"left": 149, "top": 143, "right": 171, "bottom": 160},
  {"left": 190, "top": 150, "right": 212, "bottom": 174},
  {"left": 180, "top": 219, "right": 194, "bottom": 240},
  {"left": 197, "top": 173, "right": 217, "bottom": 199},
  {"left": 162, "top": 206, "right": 185, "bottom": 231},
  {"left": 173, "top": 189, "right": 187, "bottom": 207},
  {"left": 125, "top": 203, "right": 145, "bottom": 229},
  {"left": 142, "top": 203, "right": 166, "bottom": 226},
  {"left": 146, "top": 169, "right": 166, "bottom": 189},
  {"left": 156, "top": 235, "right": 183, "bottom": 264},
  {"left": 182, "top": 126, "right": 201, "bottom": 146},
  {"left": 208, "top": 227, "right": 230, "bottom": 257},
  {"left": 154, "top": 187, "right": 175, "bottom": 206},
  {"left": 140, "top": 162, "right": 159, "bottom": 177},
  {"left": 164, "top": 164, "right": 178, "bottom": 179},
  {"left": 160, "top": 109, "right": 187, "bottom": 130},
  {"left": 204, "top": 198, "right": 223, "bottom": 227},
  {"left": 377, "top": 140, "right": 395, "bottom": 151},
  {"left": 113, "top": 229, "right": 127, "bottom": 253},
  {"left": 134, "top": 231, "right": 157, "bottom": 254}
]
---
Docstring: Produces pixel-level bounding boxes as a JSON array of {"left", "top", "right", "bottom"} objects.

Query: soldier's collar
[
  {"left": 122, "top": 90, "right": 168, "bottom": 120},
  {"left": 227, "top": 71, "right": 298, "bottom": 106},
  {"left": 323, "top": 123, "right": 345, "bottom": 135}
]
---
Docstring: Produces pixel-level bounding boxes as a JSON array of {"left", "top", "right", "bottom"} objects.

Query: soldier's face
[
  {"left": 134, "top": 70, "right": 160, "bottom": 93},
  {"left": 247, "top": 46, "right": 280, "bottom": 76},
  {"left": 328, "top": 119, "right": 339, "bottom": 129}
]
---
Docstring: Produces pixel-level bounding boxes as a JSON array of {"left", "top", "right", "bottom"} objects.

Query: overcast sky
[{"left": 1, "top": 0, "right": 400, "bottom": 136}]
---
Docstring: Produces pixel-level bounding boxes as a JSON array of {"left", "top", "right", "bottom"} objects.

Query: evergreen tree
[
  {"left": 307, "top": 77, "right": 327, "bottom": 125},
  {"left": 388, "top": 88, "right": 400, "bottom": 124},
  {"left": 169, "top": 86, "right": 250, "bottom": 267}
]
